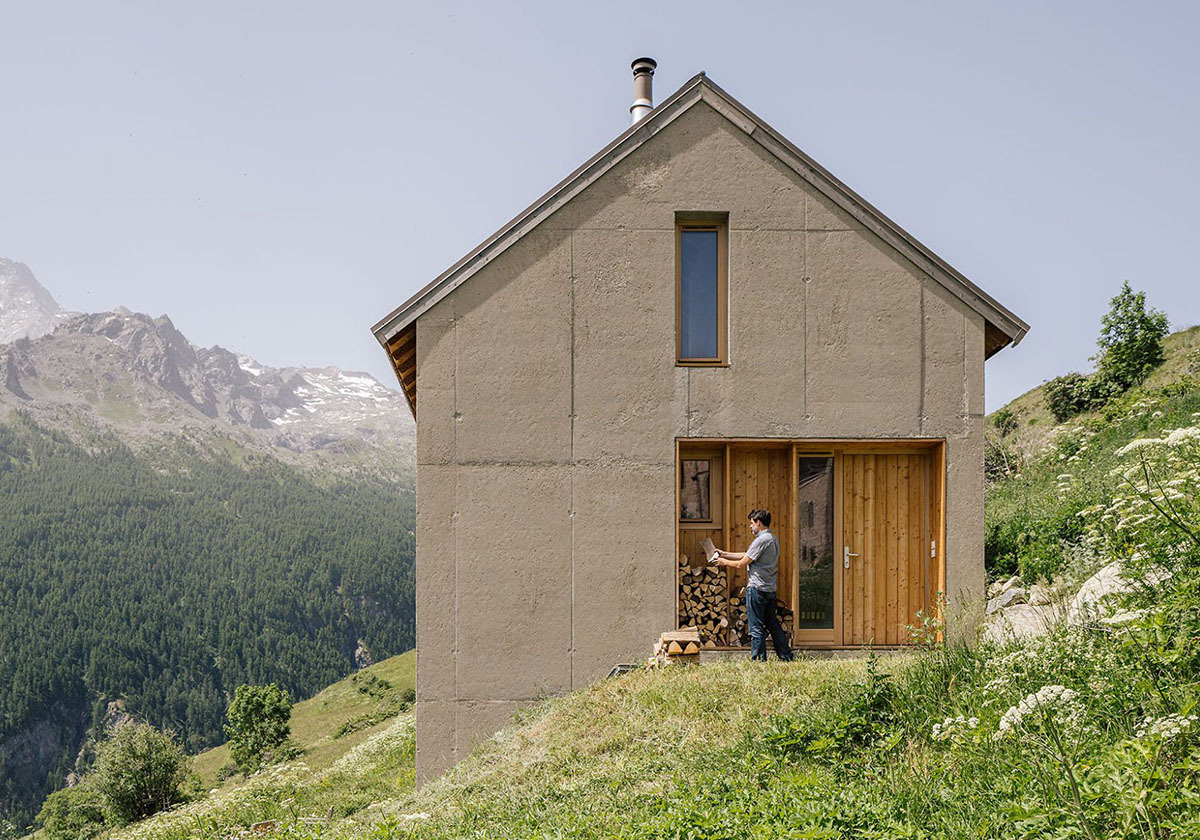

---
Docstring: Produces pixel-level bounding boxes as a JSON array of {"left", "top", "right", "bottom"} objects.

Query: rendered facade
[{"left": 372, "top": 71, "right": 1027, "bottom": 780}]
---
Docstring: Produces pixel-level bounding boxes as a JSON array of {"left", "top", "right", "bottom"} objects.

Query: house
[{"left": 371, "top": 59, "right": 1028, "bottom": 779}]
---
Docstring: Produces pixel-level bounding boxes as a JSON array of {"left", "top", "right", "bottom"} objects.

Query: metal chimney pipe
[{"left": 629, "top": 57, "right": 657, "bottom": 124}]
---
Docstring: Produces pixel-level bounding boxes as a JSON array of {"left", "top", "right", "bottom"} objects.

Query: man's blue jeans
[{"left": 747, "top": 586, "right": 794, "bottom": 662}]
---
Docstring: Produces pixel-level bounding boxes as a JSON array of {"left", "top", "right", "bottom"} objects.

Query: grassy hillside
[
  {"left": 995, "top": 325, "right": 1200, "bottom": 463},
  {"left": 113, "top": 656, "right": 875, "bottom": 839},
  {"left": 191, "top": 651, "right": 415, "bottom": 787},
  {"left": 986, "top": 324, "right": 1200, "bottom": 583},
  {"left": 115, "top": 596, "right": 1200, "bottom": 839}
]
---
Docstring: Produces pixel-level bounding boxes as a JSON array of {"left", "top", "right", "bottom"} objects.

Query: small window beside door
[{"left": 676, "top": 215, "right": 728, "bottom": 364}]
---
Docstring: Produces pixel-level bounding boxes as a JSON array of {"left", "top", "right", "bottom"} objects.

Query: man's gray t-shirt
[{"left": 746, "top": 529, "right": 780, "bottom": 592}]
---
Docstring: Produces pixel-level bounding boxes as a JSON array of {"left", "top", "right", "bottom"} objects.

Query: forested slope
[{"left": 0, "top": 412, "right": 414, "bottom": 827}]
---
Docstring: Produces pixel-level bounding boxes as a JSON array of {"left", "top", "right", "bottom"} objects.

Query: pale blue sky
[{"left": 2, "top": 1, "right": 1196, "bottom": 409}]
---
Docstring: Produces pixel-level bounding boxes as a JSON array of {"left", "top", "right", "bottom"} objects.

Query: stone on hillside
[
  {"left": 1067, "top": 562, "right": 1128, "bottom": 622},
  {"left": 986, "top": 586, "right": 1028, "bottom": 615},
  {"left": 987, "top": 575, "right": 1025, "bottom": 599},
  {"left": 981, "top": 602, "right": 1059, "bottom": 644},
  {"left": 1029, "top": 584, "right": 1055, "bottom": 606}
]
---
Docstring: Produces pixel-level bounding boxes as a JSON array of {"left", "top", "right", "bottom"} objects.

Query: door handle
[{"left": 844, "top": 546, "right": 859, "bottom": 568}]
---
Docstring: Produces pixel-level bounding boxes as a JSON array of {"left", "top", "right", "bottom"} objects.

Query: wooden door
[{"left": 841, "top": 452, "right": 930, "bottom": 645}]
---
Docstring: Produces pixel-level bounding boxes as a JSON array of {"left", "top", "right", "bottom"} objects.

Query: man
[{"left": 711, "top": 509, "right": 794, "bottom": 662}]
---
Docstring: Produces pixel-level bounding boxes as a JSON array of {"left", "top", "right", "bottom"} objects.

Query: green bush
[
  {"left": 985, "top": 435, "right": 1020, "bottom": 482},
  {"left": 225, "top": 684, "right": 293, "bottom": 774},
  {"left": 1043, "top": 372, "right": 1105, "bottom": 423},
  {"left": 985, "top": 507, "right": 1083, "bottom": 583},
  {"left": 992, "top": 407, "right": 1018, "bottom": 437},
  {"left": 35, "top": 784, "right": 107, "bottom": 840},
  {"left": 91, "top": 720, "right": 190, "bottom": 825},
  {"left": 351, "top": 673, "right": 393, "bottom": 699}
]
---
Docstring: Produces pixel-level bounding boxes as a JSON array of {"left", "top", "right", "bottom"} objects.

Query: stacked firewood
[
  {"left": 678, "top": 555, "right": 730, "bottom": 645},
  {"left": 651, "top": 627, "right": 704, "bottom": 666},
  {"left": 730, "top": 591, "right": 747, "bottom": 644},
  {"left": 730, "top": 588, "right": 795, "bottom": 647}
]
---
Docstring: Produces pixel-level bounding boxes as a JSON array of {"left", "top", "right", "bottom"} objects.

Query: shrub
[
  {"left": 1094, "top": 281, "right": 1169, "bottom": 392},
  {"left": 985, "top": 435, "right": 1020, "bottom": 482},
  {"left": 91, "top": 720, "right": 190, "bottom": 825},
  {"left": 225, "top": 683, "right": 293, "bottom": 774},
  {"left": 35, "top": 784, "right": 107, "bottom": 840},
  {"left": 992, "top": 407, "right": 1018, "bottom": 437},
  {"left": 1043, "top": 373, "right": 1105, "bottom": 423}
]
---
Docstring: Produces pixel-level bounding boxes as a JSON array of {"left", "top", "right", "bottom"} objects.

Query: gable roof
[{"left": 372, "top": 72, "right": 1029, "bottom": 415}]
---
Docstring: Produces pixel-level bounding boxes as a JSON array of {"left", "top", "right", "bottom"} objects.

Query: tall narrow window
[{"left": 676, "top": 218, "right": 727, "bottom": 364}]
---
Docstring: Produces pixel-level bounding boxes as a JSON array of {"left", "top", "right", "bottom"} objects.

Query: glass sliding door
[{"left": 796, "top": 456, "right": 835, "bottom": 630}]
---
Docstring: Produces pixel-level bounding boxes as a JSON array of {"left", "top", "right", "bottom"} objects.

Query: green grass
[
  {"left": 192, "top": 651, "right": 415, "bottom": 788},
  {"left": 110, "top": 655, "right": 871, "bottom": 840},
  {"left": 389, "top": 656, "right": 870, "bottom": 835},
  {"left": 107, "top": 607, "right": 1200, "bottom": 838}
]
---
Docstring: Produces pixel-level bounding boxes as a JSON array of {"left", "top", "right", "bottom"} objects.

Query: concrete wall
[{"left": 412, "top": 101, "right": 987, "bottom": 779}]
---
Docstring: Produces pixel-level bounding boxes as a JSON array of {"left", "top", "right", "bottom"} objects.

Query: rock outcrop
[
  {"left": 0, "top": 258, "right": 76, "bottom": 344},
  {"left": 981, "top": 562, "right": 1145, "bottom": 644}
]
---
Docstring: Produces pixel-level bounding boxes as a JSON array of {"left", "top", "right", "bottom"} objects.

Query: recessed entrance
[{"left": 676, "top": 439, "right": 945, "bottom": 649}]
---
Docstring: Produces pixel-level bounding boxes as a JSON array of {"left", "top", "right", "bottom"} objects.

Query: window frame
[{"left": 675, "top": 216, "right": 728, "bottom": 366}]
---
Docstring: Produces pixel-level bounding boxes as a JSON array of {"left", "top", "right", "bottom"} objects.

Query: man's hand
[{"left": 712, "top": 549, "right": 753, "bottom": 570}]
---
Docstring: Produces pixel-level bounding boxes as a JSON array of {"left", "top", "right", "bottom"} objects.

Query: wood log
[{"left": 662, "top": 627, "right": 701, "bottom": 643}]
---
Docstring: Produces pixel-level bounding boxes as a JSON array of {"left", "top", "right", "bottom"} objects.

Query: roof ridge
[{"left": 372, "top": 72, "right": 1027, "bottom": 356}]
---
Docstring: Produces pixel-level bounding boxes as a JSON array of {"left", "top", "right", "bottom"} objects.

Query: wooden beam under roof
[{"left": 387, "top": 322, "right": 417, "bottom": 418}]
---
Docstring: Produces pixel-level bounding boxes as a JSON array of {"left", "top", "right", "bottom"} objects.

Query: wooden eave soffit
[
  {"left": 386, "top": 323, "right": 417, "bottom": 418},
  {"left": 984, "top": 322, "right": 1011, "bottom": 360}
]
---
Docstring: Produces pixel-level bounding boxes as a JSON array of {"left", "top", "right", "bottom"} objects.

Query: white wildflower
[
  {"left": 931, "top": 714, "right": 979, "bottom": 742},
  {"left": 994, "top": 685, "right": 1081, "bottom": 741},
  {"left": 1117, "top": 438, "right": 1161, "bottom": 456},
  {"left": 1165, "top": 426, "right": 1200, "bottom": 447},
  {"left": 1136, "top": 713, "right": 1199, "bottom": 741}
]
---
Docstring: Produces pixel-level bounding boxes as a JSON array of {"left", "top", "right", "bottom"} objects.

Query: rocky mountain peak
[
  {"left": 0, "top": 259, "right": 77, "bottom": 344},
  {"left": 0, "top": 260, "right": 414, "bottom": 465}
]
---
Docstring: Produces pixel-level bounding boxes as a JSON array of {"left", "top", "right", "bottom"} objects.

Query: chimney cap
[{"left": 629, "top": 57, "right": 657, "bottom": 124}]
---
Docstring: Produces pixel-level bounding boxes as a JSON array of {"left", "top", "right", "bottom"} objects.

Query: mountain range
[
  {"left": 0, "top": 257, "right": 414, "bottom": 467},
  {"left": 0, "top": 258, "right": 416, "bottom": 830}
]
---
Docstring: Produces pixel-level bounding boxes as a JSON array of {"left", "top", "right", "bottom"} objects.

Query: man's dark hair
[{"left": 748, "top": 509, "right": 771, "bottom": 527}]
